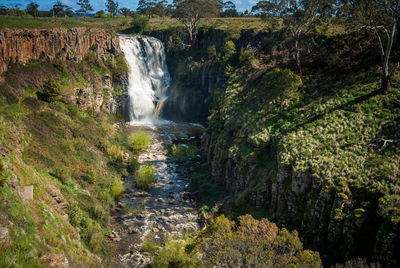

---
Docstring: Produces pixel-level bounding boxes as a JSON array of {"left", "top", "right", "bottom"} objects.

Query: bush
[
  {"left": 128, "top": 157, "right": 139, "bottom": 173},
  {"left": 37, "top": 79, "right": 63, "bottom": 102},
  {"left": 51, "top": 166, "right": 71, "bottom": 184},
  {"left": 130, "top": 15, "right": 149, "bottom": 34},
  {"left": 108, "top": 55, "right": 129, "bottom": 80},
  {"left": 85, "top": 167, "right": 96, "bottom": 184},
  {"left": 106, "top": 144, "right": 125, "bottom": 161},
  {"left": 135, "top": 164, "right": 156, "bottom": 190},
  {"left": 94, "top": 10, "right": 107, "bottom": 18},
  {"left": 260, "top": 68, "right": 303, "bottom": 107},
  {"left": 68, "top": 204, "right": 91, "bottom": 243},
  {"left": 111, "top": 179, "right": 124, "bottom": 201},
  {"left": 0, "top": 158, "right": 6, "bottom": 187},
  {"left": 128, "top": 131, "right": 151, "bottom": 154},
  {"left": 171, "top": 144, "right": 198, "bottom": 163},
  {"left": 153, "top": 236, "right": 196, "bottom": 268}
]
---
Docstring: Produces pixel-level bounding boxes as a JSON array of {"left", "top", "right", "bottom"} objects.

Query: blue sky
[{"left": 1, "top": 0, "right": 257, "bottom": 12}]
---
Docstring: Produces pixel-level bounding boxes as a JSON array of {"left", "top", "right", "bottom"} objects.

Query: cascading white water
[{"left": 119, "top": 35, "right": 170, "bottom": 124}]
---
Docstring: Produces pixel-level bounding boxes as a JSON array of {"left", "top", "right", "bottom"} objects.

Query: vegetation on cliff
[{"left": 0, "top": 46, "right": 132, "bottom": 266}]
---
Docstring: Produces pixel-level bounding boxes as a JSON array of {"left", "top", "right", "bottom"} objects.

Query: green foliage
[
  {"left": 152, "top": 215, "right": 321, "bottom": 267},
  {"left": 260, "top": 68, "right": 303, "bottom": 107},
  {"left": 108, "top": 55, "right": 129, "bottom": 80},
  {"left": 128, "top": 131, "right": 151, "bottom": 154},
  {"left": 111, "top": 179, "right": 125, "bottom": 200},
  {"left": 38, "top": 78, "right": 63, "bottom": 102},
  {"left": 0, "top": 158, "right": 6, "bottom": 187},
  {"left": 220, "top": 40, "right": 236, "bottom": 62},
  {"left": 128, "top": 157, "right": 139, "bottom": 173},
  {"left": 135, "top": 164, "right": 156, "bottom": 190},
  {"left": 153, "top": 235, "right": 197, "bottom": 268},
  {"left": 130, "top": 15, "right": 149, "bottom": 34},
  {"left": 207, "top": 45, "right": 217, "bottom": 59},
  {"left": 94, "top": 10, "right": 108, "bottom": 18},
  {"left": 171, "top": 144, "right": 198, "bottom": 162},
  {"left": 106, "top": 144, "right": 125, "bottom": 161},
  {"left": 85, "top": 167, "right": 97, "bottom": 184},
  {"left": 68, "top": 204, "right": 91, "bottom": 243}
]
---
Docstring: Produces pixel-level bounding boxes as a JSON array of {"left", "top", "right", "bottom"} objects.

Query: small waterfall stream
[
  {"left": 119, "top": 35, "right": 171, "bottom": 123},
  {"left": 115, "top": 36, "right": 200, "bottom": 267}
]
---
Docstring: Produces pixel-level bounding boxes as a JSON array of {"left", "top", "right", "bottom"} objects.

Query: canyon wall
[{"left": 0, "top": 27, "right": 120, "bottom": 80}]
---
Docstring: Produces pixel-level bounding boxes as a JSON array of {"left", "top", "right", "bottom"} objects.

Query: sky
[{"left": 1, "top": 0, "right": 257, "bottom": 12}]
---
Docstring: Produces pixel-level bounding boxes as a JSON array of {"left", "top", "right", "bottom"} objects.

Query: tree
[
  {"left": 137, "top": 0, "right": 168, "bottom": 17},
  {"left": 120, "top": 7, "right": 131, "bottom": 17},
  {"left": 77, "top": 0, "right": 93, "bottom": 18},
  {"left": 352, "top": 0, "right": 400, "bottom": 92},
  {"left": 26, "top": 2, "right": 39, "bottom": 18},
  {"left": 94, "top": 10, "right": 107, "bottom": 18},
  {"left": 220, "top": 1, "right": 238, "bottom": 17},
  {"left": 106, "top": 0, "right": 119, "bottom": 16},
  {"left": 283, "top": 0, "right": 319, "bottom": 77},
  {"left": 251, "top": 0, "right": 285, "bottom": 17},
  {"left": 173, "top": 0, "right": 220, "bottom": 44},
  {"left": 51, "top": 1, "right": 74, "bottom": 18}
]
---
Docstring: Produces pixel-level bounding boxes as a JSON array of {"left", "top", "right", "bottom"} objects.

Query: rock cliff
[{"left": 0, "top": 27, "right": 120, "bottom": 80}]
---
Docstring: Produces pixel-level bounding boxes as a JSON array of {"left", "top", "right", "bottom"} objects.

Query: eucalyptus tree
[
  {"left": 352, "top": 0, "right": 400, "bottom": 92},
  {"left": 173, "top": 0, "right": 220, "bottom": 45},
  {"left": 26, "top": 2, "right": 39, "bottom": 18},
  {"left": 77, "top": 0, "right": 93, "bottom": 18},
  {"left": 106, "top": 0, "right": 119, "bottom": 16}
]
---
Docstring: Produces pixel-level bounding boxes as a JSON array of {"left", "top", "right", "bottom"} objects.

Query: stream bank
[{"left": 112, "top": 123, "right": 202, "bottom": 267}]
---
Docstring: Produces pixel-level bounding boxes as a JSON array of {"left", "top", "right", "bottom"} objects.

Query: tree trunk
[
  {"left": 295, "top": 38, "right": 302, "bottom": 78},
  {"left": 381, "top": 75, "right": 390, "bottom": 93}
]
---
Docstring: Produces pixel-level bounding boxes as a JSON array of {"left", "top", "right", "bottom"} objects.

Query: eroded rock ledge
[{"left": 0, "top": 27, "right": 120, "bottom": 79}]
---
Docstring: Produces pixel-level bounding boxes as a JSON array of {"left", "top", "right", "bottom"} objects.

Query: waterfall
[{"left": 119, "top": 35, "right": 170, "bottom": 124}]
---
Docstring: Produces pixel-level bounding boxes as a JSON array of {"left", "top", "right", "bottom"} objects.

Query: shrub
[
  {"left": 153, "top": 236, "right": 196, "bottom": 268},
  {"left": 135, "top": 164, "right": 156, "bottom": 190},
  {"left": 37, "top": 79, "right": 63, "bottom": 102},
  {"left": 260, "top": 68, "right": 303, "bottom": 107},
  {"left": 128, "top": 157, "right": 139, "bottom": 173},
  {"left": 91, "top": 204, "right": 108, "bottom": 226},
  {"left": 0, "top": 158, "right": 6, "bottom": 187},
  {"left": 68, "top": 204, "right": 91, "bottom": 243},
  {"left": 106, "top": 144, "right": 125, "bottom": 161},
  {"left": 128, "top": 131, "right": 151, "bottom": 154},
  {"left": 171, "top": 144, "right": 198, "bottom": 162},
  {"left": 220, "top": 40, "right": 236, "bottom": 63},
  {"left": 207, "top": 45, "right": 217, "bottom": 59},
  {"left": 111, "top": 179, "right": 124, "bottom": 201},
  {"left": 130, "top": 15, "right": 149, "bottom": 34},
  {"left": 85, "top": 167, "right": 96, "bottom": 184},
  {"left": 51, "top": 166, "right": 71, "bottom": 184},
  {"left": 108, "top": 55, "right": 129, "bottom": 80},
  {"left": 94, "top": 10, "right": 107, "bottom": 18}
]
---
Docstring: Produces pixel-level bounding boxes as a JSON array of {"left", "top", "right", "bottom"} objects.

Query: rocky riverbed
[{"left": 113, "top": 123, "right": 201, "bottom": 267}]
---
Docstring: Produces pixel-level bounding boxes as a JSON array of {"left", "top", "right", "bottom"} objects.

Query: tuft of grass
[
  {"left": 128, "top": 131, "right": 151, "bottom": 154},
  {"left": 135, "top": 164, "right": 156, "bottom": 190},
  {"left": 171, "top": 144, "right": 198, "bottom": 163}
]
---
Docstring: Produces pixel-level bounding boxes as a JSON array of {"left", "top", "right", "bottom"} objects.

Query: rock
[
  {"left": 50, "top": 189, "right": 60, "bottom": 197},
  {"left": 0, "top": 28, "right": 120, "bottom": 80},
  {"left": 0, "top": 227, "right": 10, "bottom": 245},
  {"left": 39, "top": 254, "right": 69, "bottom": 268},
  {"left": 21, "top": 185, "right": 33, "bottom": 201}
]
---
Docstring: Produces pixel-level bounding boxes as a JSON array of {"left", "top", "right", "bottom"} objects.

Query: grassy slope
[
  {"left": 203, "top": 19, "right": 400, "bottom": 263},
  {"left": 0, "top": 53, "right": 131, "bottom": 266}
]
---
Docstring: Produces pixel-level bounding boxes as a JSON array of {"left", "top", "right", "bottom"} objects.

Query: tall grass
[{"left": 135, "top": 164, "right": 156, "bottom": 190}]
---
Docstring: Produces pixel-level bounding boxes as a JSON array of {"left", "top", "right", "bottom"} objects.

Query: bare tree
[{"left": 353, "top": 0, "right": 400, "bottom": 92}]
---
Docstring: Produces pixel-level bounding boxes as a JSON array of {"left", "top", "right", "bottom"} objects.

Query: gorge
[{"left": 0, "top": 14, "right": 399, "bottom": 268}]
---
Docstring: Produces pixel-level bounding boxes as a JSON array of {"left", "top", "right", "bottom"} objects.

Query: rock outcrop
[{"left": 0, "top": 27, "right": 120, "bottom": 80}]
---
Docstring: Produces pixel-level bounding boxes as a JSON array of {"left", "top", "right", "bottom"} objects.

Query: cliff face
[{"left": 0, "top": 27, "right": 120, "bottom": 80}]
